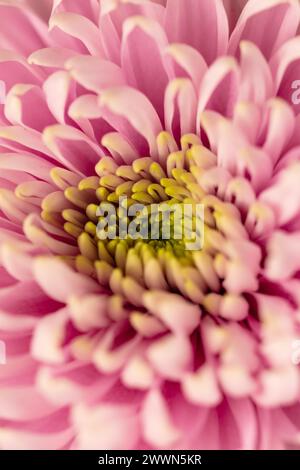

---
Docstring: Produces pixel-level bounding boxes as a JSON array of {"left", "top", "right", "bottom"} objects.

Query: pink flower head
[{"left": 1, "top": 0, "right": 300, "bottom": 450}]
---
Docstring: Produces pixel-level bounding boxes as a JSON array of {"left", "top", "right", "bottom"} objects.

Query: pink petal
[
  {"left": 0, "top": 385, "right": 56, "bottom": 420},
  {"left": 101, "top": 132, "right": 138, "bottom": 164},
  {"left": 43, "top": 71, "right": 73, "bottom": 124},
  {"left": 0, "top": 50, "right": 41, "bottom": 91},
  {"left": 238, "top": 41, "right": 273, "bottom": 104},
  {"left": 0, "top": 126, "right": 53, "bottom": 158},
  {"left": 121, "top": 15, "right": 171, "bottom": 119},
  {"left": 165, "top": 43, "right": 207, "bottom": 90},
  {"left": 147, "top": 334, "right": 192, "bottom": 380},
  {"left": 197, "top": 57, "right": 240, "bottom": 123},
  {"left": 218, "top": 364, "right": 256, "bottom": 397},
  {"left": 270, "top": 36, "right": 300, "bottom": 114},
  {"left": 31, "top": 308, "right": 69, "bottom": 364},
  {"left": 66, "top": 55, "right": 126, "bottom": 93},
  {"left": 99, "top": 0, "right": 164, "bottom": 64},
  {"left": 261, "top": 98, "right": 295, "bottom": 165},
  {"left": 229, "top": 0, "right": 300, "bottom": 59},
  {"left": 143, "top": 290, "right": 200, "bottom": 335},
  {"left": 42, "top": 124, "right": 104, "bottom": 174},
  {"left": 98, "top": 86, "right": 162, "bottom": 158},
  {"left": 164, "top": 78, "right": 197, "bottom": 136},
  {"left": 69, "top": 294, "right": 110, "bottom": 332},
  {"left": 72, "top": 403, "right": 139, "bottom": 450},
  {"left": 49, "top": 11, "right": 104, "bottom": 56},
  {"left": 28, "top": 47, "right": 77, "bottom": 68},
  {"left": 164, "top": 0, "right": 228, "bottom": 64},
  {"left": 33, "top": 256, "right": 100, "bottom": 302},
  {"left": 141, "top": 389, "right": 180, "bottom": 448},
  {"left": 0, "top": 242, "right": 34, "bottom": 281},
  {"left": 0, "top": 428, "right": 73, "bottom": 450},
  {"left": 0, "top": 152, "right": 53, "bottom": 182},
  {"left": 265, "top": 230, "right": 300, "bottom": 280},
  {"left": 260, "top": 162, "right": 300, "bottom": 225},
  {"left": 254, "top": 366, "right": 300, "bottom": 407},
  {"left": 182, "top": 365, "right": 222, "bottom": 406},
  {"left": 5, "top": 84, "right": 55, "bottom": 131}
]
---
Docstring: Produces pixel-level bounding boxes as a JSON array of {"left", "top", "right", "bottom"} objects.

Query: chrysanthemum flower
[{"left": 1, "top": 0, "right": 300, "bottom": 450}]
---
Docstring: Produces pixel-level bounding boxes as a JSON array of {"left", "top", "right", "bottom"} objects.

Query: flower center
[{"left": 40, "top": 132, "right": 262, "bottom": 315}]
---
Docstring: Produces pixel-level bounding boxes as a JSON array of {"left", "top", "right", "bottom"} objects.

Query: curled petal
[
  {"left": 238, "top": 41, "right": 273, "bottom": 104},
  {"left": 165, "top": 43, "right": 207, "bottom": 90},
  {"left": 147, "top": 334, "right": 193, "bottom": 380},
  {"left": 164, "top": 78, "right": 197, "bottom": 137},
  {"left": 66, "top": 55, "right": 126, "bottom": 93},
  {"left": 197, "top": 57, "right": 240, "bottom": 122}
]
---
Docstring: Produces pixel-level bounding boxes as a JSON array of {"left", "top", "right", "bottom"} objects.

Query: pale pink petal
[
  {"left": 5, "top": 84, "right": 55, "bottom": 131},
  {"left": 0, "top": 386, "right": 56, "bottom": 421},
  {"left": 223, "top": 0, "right": 248, "bottom": 32},
  {"left": 197, "top": 57, "right": 240, "bottom": 123},
  {"left": 99, "top": 86, "right": 162, "bottom": 158},
  {"left": 238, "top": 41, "right": 273, "bottom": 104},
  {"left": 0, "top": 50, "right": 41, "bottom": 92},
  {"left": 141, "top": 389, "right": 180, "bottom": 448},
  {"left": 227, "top": 399, "right": 258, "bottom": 450},
  {"left": 33, "top": 256, "right": 100, "bottom": 302},
  {"left": 0, "top": 428, "right": 73, "bottom": 450},
  {"left": 143, "top": 290, "right": 200, "bottom": 335},
  {"left": 164, "top": 78, "right": 197, "bottom": 136},
  {"left": 182, "top": 365, "right": 222, "bottom": 406},
  {"left": 69, "top": 294, "right": 110, "bottom": 332},
  {"left": 43, "top": 71, "right": 73, "bottom": 124},
  {"left": 31, "top": 308, "right": 69, "bottom": 364},
  {"left": 147, "top": 334, "right": 193, "bottom": 380},
  {"left": 260, "top": 98, "right": 295, "bottom": 165},
  {"left": 42, "top": 124, "right": 104, "bottom": 174},
  {"left": 72, "top": 403, "right": 139, "bottom": 450},
  {"left": 0, "top": 5, "right": 46, "bottom": 56},
  {"left": 165, "top": 43, "right": 207, "bottom": 90},
  {"left": 101, "top": 132, "right": 139, "bottom": 164},
  {"left": 122, "top": 15, "right": 172, "bottom": 118},
  {"left": 254, "top": 367, "right": 300, "bottom": 407},
  {"left": 66, "top": 55, "right": 126, "bottom": 93},
  {"left": 49, "top": 11, "right": 104, "bottom": 55},
  {"left": 28, "top": 47, "right": 77, "bottom": 68},
  {"left": 265, "top": 230, "right": 300, "bottom": 280}
]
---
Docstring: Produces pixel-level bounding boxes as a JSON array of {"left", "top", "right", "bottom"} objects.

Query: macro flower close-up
[{"left": 1, "top": 0, "right": 300, "bottom": 451}]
